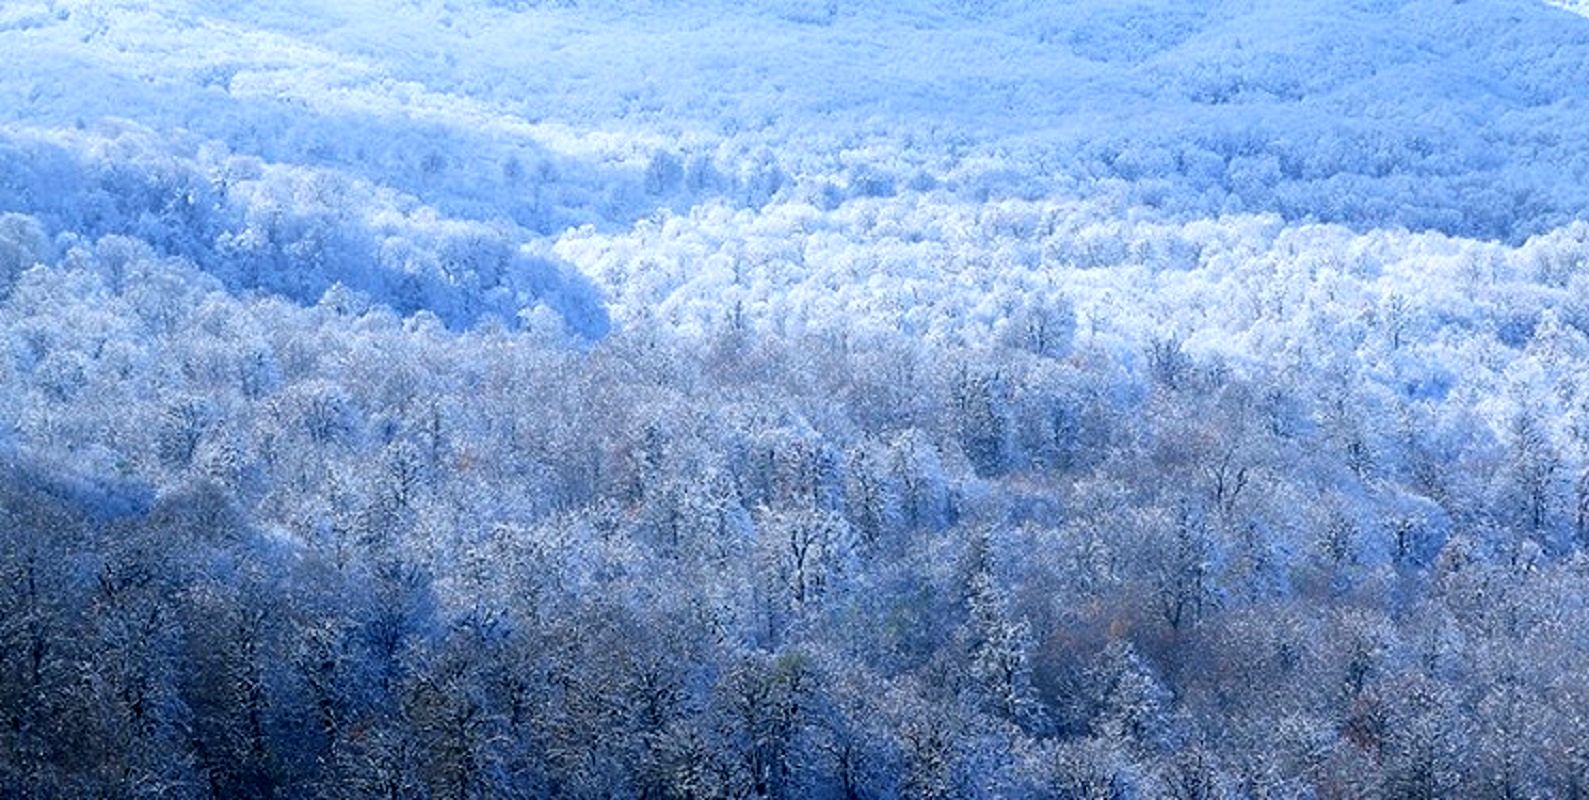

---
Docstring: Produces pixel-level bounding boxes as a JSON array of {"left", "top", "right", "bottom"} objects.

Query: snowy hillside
[
  {"left": 4, "top": 0, "right": 1589, "bottom": 359},
  {"left": 4, "top": 0, "right": 1589, "bottom": 797}
]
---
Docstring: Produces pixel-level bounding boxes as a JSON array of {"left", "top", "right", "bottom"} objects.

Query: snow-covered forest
[{"left": 5, "top": 0, "right": 1589, "bottom": 797}]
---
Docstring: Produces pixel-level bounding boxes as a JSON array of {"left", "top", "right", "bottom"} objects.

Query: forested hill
[{"left": 4, "top": 1, "right": 1589, "bottom": 797}]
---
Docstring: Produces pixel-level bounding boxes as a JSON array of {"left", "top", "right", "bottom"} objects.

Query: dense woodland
[
  {"left": 5, "top": 199, "right": 1589, "bottom": 797},
  {"left": 7, "top": 0, "right": 1589, "bottom": 797}
]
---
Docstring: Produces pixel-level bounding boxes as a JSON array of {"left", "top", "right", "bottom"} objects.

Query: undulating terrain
[{"left": 4, "top": 0, "right": 1589, "bottom": 797}]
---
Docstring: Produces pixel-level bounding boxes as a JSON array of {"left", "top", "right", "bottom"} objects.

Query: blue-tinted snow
[{"left": 1, "top": 0, "right": 1587, "bottom": 401}]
